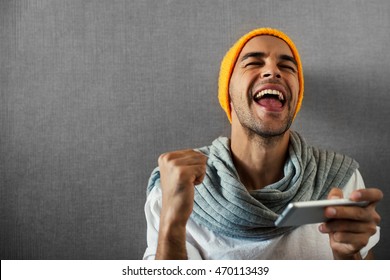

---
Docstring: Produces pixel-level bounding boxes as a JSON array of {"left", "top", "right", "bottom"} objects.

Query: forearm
[{"left": 155, "top": 223, "right": 188, "bottom": 260}]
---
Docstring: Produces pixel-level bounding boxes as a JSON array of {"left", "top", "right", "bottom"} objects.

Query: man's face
[{"left": 229, "top": 35, "right": 299, "bottom": 138}]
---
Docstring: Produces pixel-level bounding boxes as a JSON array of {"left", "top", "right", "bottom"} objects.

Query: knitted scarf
[{"left": 147, "top": 131, "right": 359, "bottom": 240}]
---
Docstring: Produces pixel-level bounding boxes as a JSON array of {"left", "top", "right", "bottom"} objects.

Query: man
[{"left": 143, "top": 28, "right": 383, "bottom": 260}]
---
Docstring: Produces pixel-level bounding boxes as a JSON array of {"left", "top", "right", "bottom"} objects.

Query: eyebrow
[
  {"left": 240, "top": 52, "right": 298, "bottom": 66},
  {"left": 240, "top": 52, "right": 266, "bottom": 62}
]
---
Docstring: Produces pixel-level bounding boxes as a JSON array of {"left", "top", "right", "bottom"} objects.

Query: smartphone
[{"left": 274, "top": 199, "right": 369, "bottom": 227}]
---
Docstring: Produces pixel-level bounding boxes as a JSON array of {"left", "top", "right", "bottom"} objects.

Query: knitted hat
[{"left": 218, "top": 28, "right": 304, "bottom": 123}]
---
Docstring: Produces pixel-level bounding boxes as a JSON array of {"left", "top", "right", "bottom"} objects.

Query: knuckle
[
  {"left": 354, "top": 208, "right": 367, "bottom": 221},
  {"left": 359, "top": 210, "right": 367, "bottom": 221},
  {"left": 158, "top": 152, "right": 170, "bottom": 164},
  {"left": 373, "top": 212, "right": 381, "bottom": 224},
  {"left": 159, "top": 152, "right": 179, "bottom": 168},
  {"left": 368, "top": 224, "right": 377, "bottom": 235}
]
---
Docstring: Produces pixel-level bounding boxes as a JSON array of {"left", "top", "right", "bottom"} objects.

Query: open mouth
[{"left": 253, "top": 89, "right": 285, "bottom": 109}]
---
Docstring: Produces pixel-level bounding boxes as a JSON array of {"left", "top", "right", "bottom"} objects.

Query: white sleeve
[
  {"left": 342, "top": 169, "right": 380, "bottom": 259},
  {"left": 341, "top": 168, "right": 365, "bottom": 197},
  {"left": 142, "top": 187, "right": 162, "bottom": 260},
  {"left": 142, "top": 186, "right": 203, "bottom": 260}
]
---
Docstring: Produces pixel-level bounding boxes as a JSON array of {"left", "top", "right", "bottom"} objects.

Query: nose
[{"left": 262, "top": 63, "right": 281, "bottom": 79}]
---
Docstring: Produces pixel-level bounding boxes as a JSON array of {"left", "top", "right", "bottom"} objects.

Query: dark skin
[{"left": 155, "top": 35, "right": 383, "bottom": 260}]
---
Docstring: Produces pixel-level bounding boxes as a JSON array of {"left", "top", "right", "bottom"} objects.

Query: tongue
[{"left": 258, "top": 97, "right": 283, "bottom": 110}]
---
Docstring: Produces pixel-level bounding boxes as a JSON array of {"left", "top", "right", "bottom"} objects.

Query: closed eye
[
  {"left": 280, "top": 64, "right": 296, "bottom": 73},
  {"left": 244, "top": 62, "right": 264, "bottom": 68}
]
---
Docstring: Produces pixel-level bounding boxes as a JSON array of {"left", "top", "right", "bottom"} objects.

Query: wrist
[
  {"left": 159, "top": 221, "right": 187, "bottom": 241},
  {"left": 156, "top": 223, "right": 187, "bottom": 260}
]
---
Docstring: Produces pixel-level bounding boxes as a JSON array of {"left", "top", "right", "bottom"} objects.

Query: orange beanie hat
[{"left": 218, "top": 28, "right": 304, "bottom": 123}]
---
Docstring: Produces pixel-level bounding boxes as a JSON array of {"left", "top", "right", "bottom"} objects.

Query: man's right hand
[{"left": 156, "top": 150, "right": 208, "bottom": 259}]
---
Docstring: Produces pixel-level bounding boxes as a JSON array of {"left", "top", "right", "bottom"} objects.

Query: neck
[{"left": 230, "top": 127, "right": 290, "bottom": 191}]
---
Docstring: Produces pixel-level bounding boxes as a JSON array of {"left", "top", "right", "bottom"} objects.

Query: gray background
[{"left": 1, "top": 0, "right": 389, "bottom": 259}]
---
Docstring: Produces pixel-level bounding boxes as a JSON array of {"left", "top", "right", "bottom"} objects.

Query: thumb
[{"left": 327, "top": 188, "right": 344, "bottom": 199}]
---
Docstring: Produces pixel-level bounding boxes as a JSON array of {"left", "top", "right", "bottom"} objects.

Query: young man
[{"left": 143, "top": 28, "right": 383, "bottom": 260}]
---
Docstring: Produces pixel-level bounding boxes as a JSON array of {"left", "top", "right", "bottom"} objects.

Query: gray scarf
[{"left": 147, "top": 131, "right": 358, "bottom": 240}]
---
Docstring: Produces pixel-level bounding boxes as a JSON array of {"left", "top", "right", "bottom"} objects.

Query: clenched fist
[{"left": 156, "top": 150, "right": 208, "bottom": 259}]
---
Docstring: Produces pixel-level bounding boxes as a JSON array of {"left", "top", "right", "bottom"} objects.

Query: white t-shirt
[{"left": 143, "top": 170, "right": 380, "bottom": 260}]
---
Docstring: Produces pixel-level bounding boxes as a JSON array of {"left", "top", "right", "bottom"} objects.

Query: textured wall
[{"left": 1, "top": 0, "right": 389, "bottom": 259}]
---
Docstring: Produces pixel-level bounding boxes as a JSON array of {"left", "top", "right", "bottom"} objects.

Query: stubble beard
[{"left": 232, "top": 98, "right": 294, "bottom": 144}]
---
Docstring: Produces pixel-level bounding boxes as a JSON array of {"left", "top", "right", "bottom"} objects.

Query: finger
[
  {"left": 159, "top": 150, "right": 206, "bottom": 163},
  {"left": 176, "top": 165, "right": 207, "bottom": 186},
  {"left": 349, "top": 188, "right": 383, "bottom": 203},
  {"left": 159, "top": 150, "right": 207, "bottom": 167},
  {"left": 324, "top": 203, "right": 373, "bottom": 221},
  {"left": 328, "top": 232, "right": 369, "bottom": 257},
  {"left": 177, "top": 150, "right": 208, "bottom": 163},
  {"left": 188, "top": 164, "right": 207, "bottom": 186},
  {"left": 330, "top": 231, "right": 370, "bottom": 248},
  {"left": 320, "top": 220, "right": 377, "bottom": 235},
  {"left": 194, "top": 172, "right": 206, "bottom": 186}
]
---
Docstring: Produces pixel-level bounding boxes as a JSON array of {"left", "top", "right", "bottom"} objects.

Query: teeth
[{"left": 254, "top": 89, "right": 284, "bottom": 101}]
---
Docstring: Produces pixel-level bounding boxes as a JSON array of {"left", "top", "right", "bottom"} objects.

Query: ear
[
  {"left": 228, "top": 85, "right": 234, "bottom": 109},
  {"left": 230, "top": 102, "right": 238, "bottom": 120}
]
